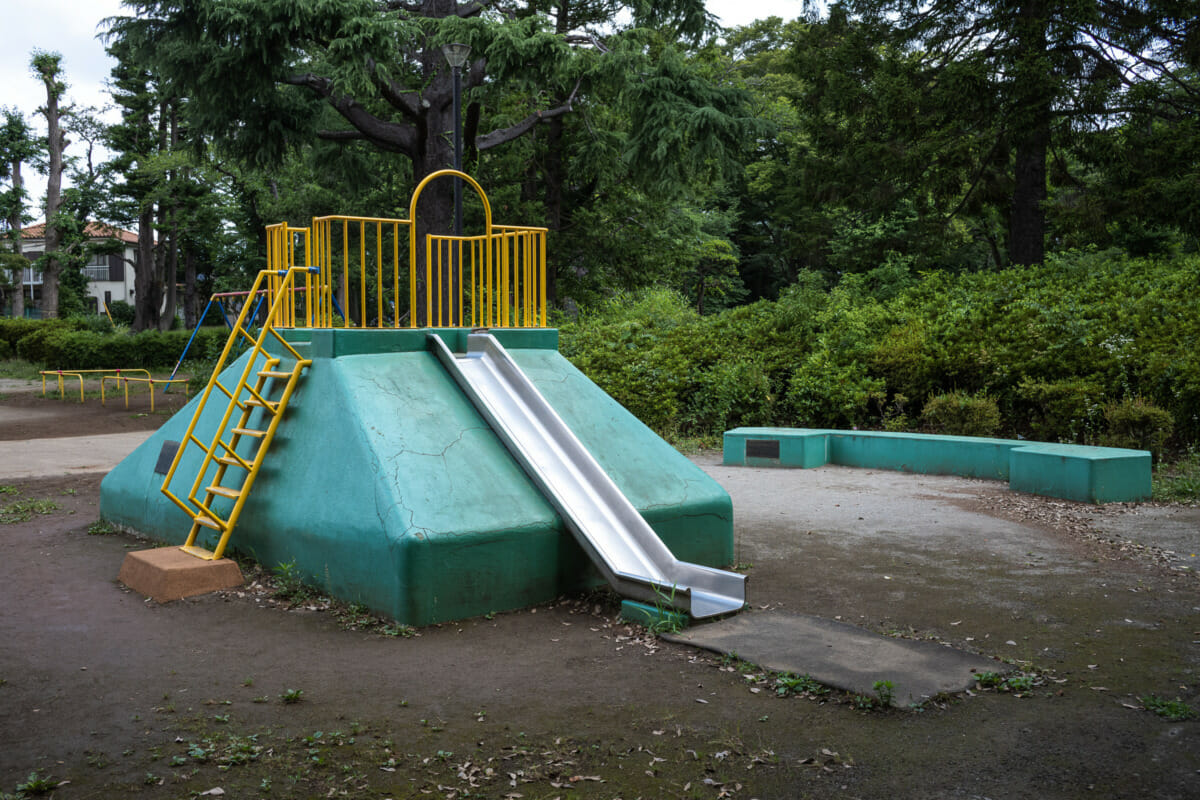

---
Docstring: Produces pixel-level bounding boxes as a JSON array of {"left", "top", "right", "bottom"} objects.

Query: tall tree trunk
[
  {"left": 6, "top": 159, "right": 23, "bottom": 318},
  {"left": 183, "top": 247, "right": 197, "bottom": 328},
  {"left": 1008, "top": 2, "right": 1050, "bottom": 266},
  {"left": 133, "top": 206, "right": 159, "bottom": 330},
  {"left": 37, "top": 59, "right": 66, "bottom": 318},
  {"left": 543, "top": 116, "right": 565, "bottom": 306},
  {"left": 409, "top": 18, "right": 456, "bottom": 326},
  {"left": 158, "top": 105, "right": 179, "bottom": 331}
]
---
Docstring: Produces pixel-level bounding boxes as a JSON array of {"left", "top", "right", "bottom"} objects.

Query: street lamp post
[{"left": 442, "top": 43, "right": 471, "bottom": 238}]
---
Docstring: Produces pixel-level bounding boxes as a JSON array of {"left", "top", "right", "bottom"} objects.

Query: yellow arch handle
[{"left": 408, "top": 169, "right": 494, "bottom": 232}]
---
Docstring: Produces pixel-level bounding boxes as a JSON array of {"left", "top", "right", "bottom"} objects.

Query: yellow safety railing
[
  {"left": 265, "top": 170, "right": 549, "bottom": 329},
  {"left": 41, "top": 368, "right": 152, "bottom": 402},
  {"left": 101, "top": 375, "right": 191, "bottom": 412},
  {"left": 160, "top": 266, "right": 314, "bottom": 561}
]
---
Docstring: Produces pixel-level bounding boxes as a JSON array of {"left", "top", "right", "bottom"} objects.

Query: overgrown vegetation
[
  {"left": 560, "top": 252, "right": 1198, "bottom": 464},
  {"left": 0, "top": 318, "right": 228, "bottom": 371}
]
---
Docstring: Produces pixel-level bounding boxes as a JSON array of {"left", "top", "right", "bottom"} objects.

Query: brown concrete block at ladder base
[{"left": 118, "top": 547, "right": 244, "bottom": 602}]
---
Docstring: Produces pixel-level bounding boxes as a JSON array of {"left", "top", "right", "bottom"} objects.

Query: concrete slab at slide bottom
[{"left": 665, "top": 610, "right": 1003, "bottom": 706}]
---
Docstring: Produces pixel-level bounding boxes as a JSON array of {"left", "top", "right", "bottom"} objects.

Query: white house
[{"left": 19, "top": 222, "right": 138, "bottom": 315}]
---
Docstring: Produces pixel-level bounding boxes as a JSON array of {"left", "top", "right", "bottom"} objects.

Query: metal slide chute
[{"left": 430, "top": 332, "right": 746, "bottom": 619}]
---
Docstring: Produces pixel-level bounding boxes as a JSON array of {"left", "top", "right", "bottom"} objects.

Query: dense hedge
[
  {"left": 0, "top": 317, "right": 230, "bottom": 370},
  {"left": 559, "top": 250, "right": 1200, "bottom": 453}
]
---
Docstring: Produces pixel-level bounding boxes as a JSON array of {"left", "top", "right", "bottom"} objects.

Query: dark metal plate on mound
[{"left": 154, "top": 440, "right": 181, "bottom": 475}]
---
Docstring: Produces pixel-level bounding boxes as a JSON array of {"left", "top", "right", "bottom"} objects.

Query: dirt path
[{"left": 0, "top": 391, "right": 1197, "bottom": 799}]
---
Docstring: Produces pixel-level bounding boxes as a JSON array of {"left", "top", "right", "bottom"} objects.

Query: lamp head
[{"left": 442, "top": 42, "right": 471, "bottom": 69}]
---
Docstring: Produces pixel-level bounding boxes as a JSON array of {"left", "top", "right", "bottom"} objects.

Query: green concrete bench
[{"left": 723, "top": 427, "right": 1151, "bottom": 504}]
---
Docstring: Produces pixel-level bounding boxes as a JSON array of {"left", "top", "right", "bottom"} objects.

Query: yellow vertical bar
[
  {"left": 501, "top": 233, "right": 509, "bottom": 328},
  {"left": 375, "top": 221, "right": 383, "bottom": 328},
  {"left": 456, "top": 239, "right": 463, "bottom": 328},
  {"left": 472, "top": 237, "right": 482, "bottom": 326},
  {"left": 435, "top": 238, "right": 443, "bottom": 328},
  {"left": 518, "top": 232, "right": 528, "bottom": 326},
  {"left": 539, "top": 231, "right": 547, "bottom": 327},
  {"left": 392, "top": 223, "right": 400, "bottom": 328},
  {"left": 303, "top": 230, "right": 311, "bottom": 327},
  {"left": 326, "top": 221, "right": 333, "bottom": 328},
  {"left": 341, "top": 219, "right": 349, "bottom": 328},
  {"left": 425, "top": 236, "right": 433, "bottom": 328},
  {"left": 489, "top": 234, "right": 497, "bottom": 327},
  {"left": 359, "top": 221, "right": 366, "bottom": 329},
  {"left": 408, "top": 221, "right": 417, "bottom": 328},
  {"left": 511, "top": 234, "right": 521, "bottom": 328}
]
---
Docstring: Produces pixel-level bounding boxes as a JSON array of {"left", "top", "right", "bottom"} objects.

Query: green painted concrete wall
[
  {"left": 723, "top": 427, "right": 1151, "bottom": 503},
  {"left": 101, "top": 328, "right": 733, "bottom": 625}
]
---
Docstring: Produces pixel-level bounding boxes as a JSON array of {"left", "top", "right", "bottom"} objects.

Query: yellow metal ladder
[{"left": 161, "top": 267, "right": 314, "bottom": 561}]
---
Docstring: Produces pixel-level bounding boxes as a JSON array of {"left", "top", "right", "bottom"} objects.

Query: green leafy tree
[
  {"left": 0, "top": 107, "right": 40, "bottom": 317},
  {"left": 831, "top": 0, "right": 1200, "bottom": 266},
  {"left": 107, "top": 0, "right": 755, "bottom": 313}
]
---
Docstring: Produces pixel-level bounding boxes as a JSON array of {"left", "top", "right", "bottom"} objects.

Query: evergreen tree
[
  {"left": 0, "top": 108, "right": 40, "bottom": 317},
  {"left": 105, "top": 1, "right": 754, "bottom": 312},
  {"left": 833, "top": 0, "right": 1200, "bottom": 266}
]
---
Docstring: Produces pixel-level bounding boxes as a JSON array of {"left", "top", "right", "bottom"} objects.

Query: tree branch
[
  {"left": 565, "top": 33, "right": 610, "bottom": 54},
  {"left": 475, "top": 79, "right": 582, "bottom": 151},
  {"left": 366, "top": 56, "right": 421, "bottom": 122},
  {"left": 285, "top": 72, "right": 416, "bottom": 156}
]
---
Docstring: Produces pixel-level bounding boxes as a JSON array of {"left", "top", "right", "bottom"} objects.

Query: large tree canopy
[
  {"left": 822, "top": 0, "right": 1200, "bottom": 265},
  {"left": 109, "top": 1, "right": 737, "bottom": 226}
]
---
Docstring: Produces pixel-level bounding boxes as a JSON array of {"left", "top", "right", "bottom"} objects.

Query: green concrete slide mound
[{"left": 100, "top": 328, "right": 733, "bottom": 626}]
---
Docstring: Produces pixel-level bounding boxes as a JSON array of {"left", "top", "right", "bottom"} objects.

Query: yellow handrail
[{"left": 265, "top": 170, "right": 549, "bottom": 329}]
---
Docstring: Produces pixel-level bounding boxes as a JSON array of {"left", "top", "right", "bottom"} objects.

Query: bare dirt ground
[
  {"left": 1, "top": 390, "right": 1198, "bottom": 799},
  {"left": 0, "top": 377, "right": 190, "bottom": 441}
]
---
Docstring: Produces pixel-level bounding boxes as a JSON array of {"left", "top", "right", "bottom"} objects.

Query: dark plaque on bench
[{"left": 745, "top": 439, "right": 780, "bottom": 460}]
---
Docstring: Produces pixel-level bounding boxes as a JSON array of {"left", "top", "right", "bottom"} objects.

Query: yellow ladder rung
[
  {"left": 179, "top": 545, "right": 217, "bottom": 560},
  {"left": 231, "top": 427, "right": 267, "bottom": 438},
  {"left": 215, "top": 455, "right": 250, "bottom": 468},
  {"left": 194, "top": 514, "right": 225, "bottom": 531},
  {"left": 207, "top": 485, "right": 242, "bottom": 500},
  {"left": 258, "top": 369, "right": 294, "bottom": 379},
  {"left": 243, "top": 398, "right": 279, "bottom": 412}
]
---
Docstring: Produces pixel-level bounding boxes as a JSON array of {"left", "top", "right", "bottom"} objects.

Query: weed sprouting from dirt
[
  {"left": 13, "top": 770, "right": 57, "bottom": 795},
  {"left": 0, "top": 496, "right": 60, "bottom": 524},
  {"left": 1140, "top": 694, "right": 1197, "bottom": 721},
  {"left": 974, "top": 670, "right": 1046, "bottom": 697},
  {"left": 279, "top": 688, "right": 305, "bottom": 705},
  {"left": 271, "top": 560, "right": 317, "bottom": 603},
  {"left": 86, "top": 519, "right": 117, "bottom": 536}
]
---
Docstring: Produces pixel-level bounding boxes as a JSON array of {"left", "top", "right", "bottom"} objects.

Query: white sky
[{"left": 2, "top": 0, "right": 807, "bottom": 221}]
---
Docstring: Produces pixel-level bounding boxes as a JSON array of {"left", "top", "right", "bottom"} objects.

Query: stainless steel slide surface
[{"left": 430, "top": 333, "right": 746, "bottom": 619}]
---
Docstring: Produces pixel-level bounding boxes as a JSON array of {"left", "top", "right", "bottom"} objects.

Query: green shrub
[
  {"left": 920, "top": 391, "right": 1002, "bottom": 437},
  {"left": 13, "top": 325, "right": 227, "bottom": 370},
  {"left": 0, "top": 317, "right": 71, "bottom": 351},
  {"left": 107, "top": 300, "right": 136, "bottom": 326},
  {"left": 683, "top": 356, "right": 776, "bottom": 435},
  {"left": 1015, "top": 378, "right": 1106, "bottom": 443},
  {"left": 70, "top": 313, "right": 114, "bottom": 335},
  {"left": 0, "top": 338, "right": 9, "bottom": 359},
  {"left": 786, "top": 353, "right": 885, "bottom": 429},
  {"left": 559, "top": 253, "right": 1200, "bottom": 450},
  {"left": 1100, "top": 396, "right": 1173, "bottom": 459}
]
